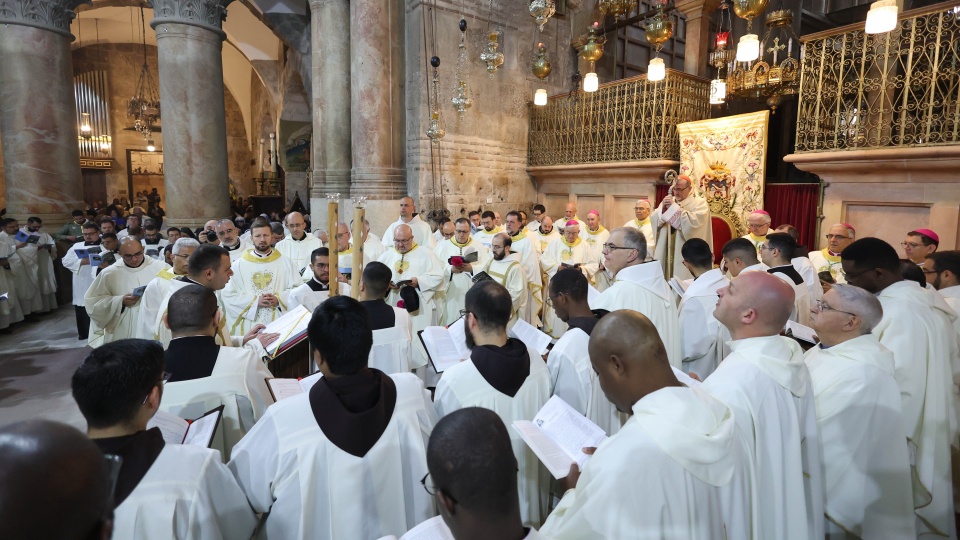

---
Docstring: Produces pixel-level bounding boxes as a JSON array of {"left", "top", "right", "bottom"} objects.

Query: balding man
[
  {"left": 477, "top": 233, "right": 528, "bottom": 325},
  {"left": 556, "top": 202, "right": 585, "bottom": 234},
  {"left": 593, "top": 228, "right": 681, "bottom": 367},
  {"left": 742, "top": 210, "right": 772, "bottom": 254},
  {"left": 623, "top": 198, "right": 655, "bottom": 255},
  {"left": 720, "top": 237, "right": 767, "bottom": 278},
  {"left": 532, "top": 215, "right": 560, "bottom": 253},
  {"left": 541, "top": 310, "right": 747, "bottom": 539},
  {"left": 809, "top": 223, "right": 855, "bottom": 284},
  {"left": 842, "top": 238, "right": 958, "bottom": 537},
  {"left": 0, "top": 420, "right": 113, "bottom": 540},
  {"left": 275, "top": 211, "right": 322, "bottom": 282},
  {"left": 350, "top": 217, "right": 385, "bottom": 263},
  {"left": 579, "top": 210, "right": 609, "bottom": 262},
  {"left": 381, "top": 196, "right": 435, "bottom": 249},
  {"left": 540, "top": 221, "right": 598, "bottom": 337},
  {"left": 651, "top": 175, "right": 713, "bottom": 279},
  {"left": 84, "top": 237, "right": 171, "bottom": 346},
  {"left": 216, "top": 218, "right": 250, "bottom": 262},
  {"left": 701, "top": 271, "right": 823, "bottom": 540},
  {"left": 137, "top": 237, "right": 198, "bottom": 339},
  {"left": 434, "top": 281, "right": 552, "bottom": 528},
  {"left": 333, "top": 221, "right": 375, "bottom": 282},
  {"left": 804, "top": 284, "right": 914, "bottom": 537}
]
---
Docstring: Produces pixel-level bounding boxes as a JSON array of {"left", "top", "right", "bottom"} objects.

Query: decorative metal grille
[
  {"left": 795, "top": 5, "right": 960, "bottom": 153},
  {"left": 528, "top": 69, "right": 710, "bottom": 166},
  {"left": 74, "top": 70, "right": 114, "bottom": 161}
]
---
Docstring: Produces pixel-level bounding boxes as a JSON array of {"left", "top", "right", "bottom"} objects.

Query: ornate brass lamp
[
  {"left": 529, "top": 0, "right": 556, "bottom": 32},
  {"left": 733, "top": 0, "right": 768, "bottom": 62},
  {"left": 451, "top": 19, "right": 472, "bottom": 118},
  {"left": 532, "top": 42, "right": 552, "bottom": 106},
  {"left": 598, "top": 0, "right": 637, "bottom": 20},
  {"left": 480, "top": 32, "right": 505, "bottom": 77},
  {"left": 579, "top": 23, "right": 605, "bottom": 92},
  {"left": 644, "top": 8, "right": 673, "bottom": 81},
  {"left": 727, "top": 7, "right": 800, "bottom": 111}
]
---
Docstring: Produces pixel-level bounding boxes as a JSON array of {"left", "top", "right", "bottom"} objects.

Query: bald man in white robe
[
  {"left": 651, "top": 175, "right": 713, "bottom": 280},
  {"left": 381, "top": 197, "right": 435, "bottom": 249},
  {"left": 623, "top": 199, "right": 656, "bottom": 256},
  {"left": 275, "top": 212, "right": 323, "bottom": 282}
]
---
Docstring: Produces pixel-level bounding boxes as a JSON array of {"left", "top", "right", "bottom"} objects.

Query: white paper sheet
[
  {"left": 420, "top": 325, "right": 469, "bottom": 374},
  {"left": 267, "top": 372, "right": 325, "bottom": 402},
  {"left": 147, "top": 410, "right": 189, "bottom": 445},
  {"left": 508, "top": 318, "right": 552, "bottom": 356},
  {"left": 513, "top": 395, "right": 607, "bottom": 479},
  {"left": 181, "top": 409, "right": 221, "bottom": 448},
  {"left": 262, "top": 304, "right": 312, "bottom": 356},
  {"left": 785, "top": 320, "right": 818, "bottom": 344}
]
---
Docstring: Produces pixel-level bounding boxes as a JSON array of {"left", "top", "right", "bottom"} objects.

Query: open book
[
  {"left": 785, "top": 320, "right": 818, "bottom": 344},
  {"left": 74, "top": 246, "right": 101, "bottom": 258},
  {"left": 262, "top": 304, "right": 312, "bottom": 357},
  {"left": 417, "top": 317, "right": 469, "bottom": 374},
  {"left": 508, "top": 318, "right": 552, "bottom": 356},
  {"left": 668, "top": 276, "right": 693, "bottom": 297},
  {"left": 513, "top": 395, "right": 607, "bottom": 479},
  {"left": 265, "top": 371, "right": 324, "bottom": 402},
  {"left": 146, "top": 405, "right": 224, "bottom": 448},
  {"left": 471, "top": 271, "right": 493, "bottom": 283}
]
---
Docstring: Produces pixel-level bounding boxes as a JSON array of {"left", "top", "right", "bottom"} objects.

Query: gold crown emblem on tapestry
[{"left": 708, "top": 161, "right": 730, "bottom": 173}]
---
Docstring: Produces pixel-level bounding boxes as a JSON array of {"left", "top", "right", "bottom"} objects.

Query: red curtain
[
  {"left": 655, "top": 183, "right": 670, "bottom": 205},
  {"left": 763, "top": 183, "right": 821, "bottom": 252}
]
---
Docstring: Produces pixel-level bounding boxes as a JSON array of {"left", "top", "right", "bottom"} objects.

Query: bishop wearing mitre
[
  {"left": 650, "top": 175, "right": 713, "bottom": 280},
  {"left": 434, "top": 218, "right": 489, "bottom": 326},
  {"left": 540, "top": 221, "right": 598, "bottom": 337},
  {"left": 221, "top": 218, "right": 300, "bottom": 335}
]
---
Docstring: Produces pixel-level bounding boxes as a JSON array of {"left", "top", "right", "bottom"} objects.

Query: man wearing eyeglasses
[
  {"left": 336, "top": 221, "right": 382, "bottom": 282},
  {"left": 84, "top": 237, "right": 171, "bottom": 347},
  {"left": 803, "top": 284, "right": 914, "bottom": 538},
  {"left": 275, "top": 211, "right": 321, "bottom": 282},
  {"left": 902, "top": 228, "right": 939, "bottom": 267},
  {"left": 592, "top": 227, "right": 681, "bottom": 367},
  {"left": 136, "top": 238, "right": 198, "bottom": 340},
  {"left": 650, "top": 175, "right": 713, "bottom": 280},
  {"left": 809, "top": 223, "right": 856, "bottom": 284},
  {"left": 841, "top": 237, "right": 958, "bottom": 538},
  {"left": 741, "top": 209, "right": 772, "bottom": 254},
  {"left": 435, "top": 218, "right": 490, "bottom": 326}
]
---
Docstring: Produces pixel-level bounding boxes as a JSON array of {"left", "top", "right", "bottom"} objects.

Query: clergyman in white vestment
[
  {"left": 504, "top": 212, "right": 544, "bottom": 326},
  {"left": 62, "top": 223, "right": 102, "bottom": 339},
  {"left": 381, "top": 197, "right": 436, "bottom": 249},
  {"left": 434, "top": 281, "right": 552, "bottom": 528},
  {"left": 137, "top": 238, "right": 197, "bottom": 340},
  {"left": 73, "top": 339, "right": 257, "bottom": 540},
  {"left": 229, "top": 296, "right": 437, "bottom": 539},
  {"left": 701, "top": 271, "right": 824, "bottom": 540},
  {"left": 275, "top": 211, "right": 323, "bottom": 282},
  {"left": 216, "top": 218, "right": 252, "bottom": 263},
  {"left": 434, "top": 218, "right": 490, "bottom": 326},
  {"left": 541, "top": 310, "right": 749, "bottom": 539},
  {"left": 359, "top": 261, "right": 415, "bottom": 375},
  {"left": 650, "top": 175, "right": 713, "bottom": 280},
  {"left": 809, "top": 223, "right": 856, "bottom": 285},
  {"left": 677, "top": 238, "right": 729, "bottom": 379},
  {"left": 479, "top": 233, "right": 528, "bottom": 325},
  {"left": 287, "top": 247, "right": 333, "bottom": 313},
  {"left": 18, "top": 217, "right": 57, "bottom": 312},
  {"left": 804, "top": 284, "right": 914, "bottom": 538},
  {"left": 622, "top": 198, "right": 656, "bottom": 256}
]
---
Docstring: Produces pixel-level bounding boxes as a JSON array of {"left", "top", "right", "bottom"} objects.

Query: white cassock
[
  {"left": 768, "top": 268, "right": 812, "bottom": 327},
  {"left": 0, "top": 240, "right": 23, "bottom": 329},
  {"left": 874, "top": 280, "right": 958, "bottom": 538},
  {"left": 592, "top": 263, "right": 682, "bottom": 367},
  {"left": 381, "top": 215, "right": 435, "bottom": 249},
  {"left": 742, "top": 232, "right": 766, "bottom": 255},
  {"left": 287, "top": 280, "right": 336, "bottom": 313},
  {"left": 532, "top": 227, "right": 560, "bottom": 254},
  {"left": 678, "top": 268, "right": 729, "bottom": 379},
  {"left": 434, "top": 236, "right": 490, "bottom": 326},
  {"left": 701, "top": 335, "right": 824, "bottom": 540},
  {"left": 526, "top": 220, "right": 541, "bottom": 232},
  {"left": 136, "top": 268, "right": 180, "bottom": 339},
  {"left": 222, "top": 237, "right": 252, "bottom": 263},
  {"left": 16, "top": 229, "right": 57, "bottom": 312},
  {"left": 479, "top": 253, "right": 527, "bottom": 324},
  {"left": 434, "top": 344, "right": 553, "bottom": 528},
  {"left": 803, "top": 335, "right": 915, "bottom": 538},
  {"left": 472, "top": 226, "right": 502, "bottom": 248},
  {"left": 0, "top": 231, "right": 38, "bottom": 316},
  {"left": 112, "top": 444, "right": 257, "bottom": 539},
  {"left": 221, "top": 249, "right": 300, "bottom": 336},
  {"left": 84, "top": 257, "right": 171, "bottom": 347},
  {"left": 378, "top": 245, "right": 446, "bottom": 371},
  {"left": 623, "top": 217, "right": 656, "bottom": 256},
  {"left": 651, "top": 195, "right": 713, "bottom": 281},
  {"left": 540, "top": 237, "right": 598, "bottom": 337},
  {"left": 369, "top": 307, "right": 415, "bottom": 374},
  {"left": 547, "top": 325, "right": 627, "bottom": 436},
  {"left": 275, "top": 233, "right": 323, "bottom": 282},
  {"left": 160, "top": 342, "right": 274, "bottom": 458},
  {"left": 228, "top": 373, "right": 437, "bottom": 539},
  {"left": 541, "top": 386, "right": 748, "bottom": 540},
  {"left": 509, "top": 231, "right": 544, "bottom": 327},
  {"left": 579, "top": 226, "right": 609, "bottom": 263},
  {"left": 792, "top": 256, "right": 823, "bottom": 300},
  {"left": 62, "top": 241, "right": 98, "bottom": 316},
  {"left": 808, "top": 248, "right": 845, "bottom": 284},
  {"left": 141, "top": 238, "right": 169, "bottom": 260}
]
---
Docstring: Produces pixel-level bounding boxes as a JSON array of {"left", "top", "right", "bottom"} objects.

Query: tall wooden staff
[
  {"left": 327, "top": 193, "right": 339, "bottom": 297},
  {"left": 350, "top": 196, "right": 367, "bottom": 299},
  {"left": 662, "top": 170, "right": 678, "bottom": 280}
]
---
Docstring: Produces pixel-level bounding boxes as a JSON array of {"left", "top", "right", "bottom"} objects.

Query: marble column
[
  {"left": 0, "top": 0, "right": 86, "bottom": 225},
  {"left": 149, "top": 0, "right": 232, "bottom": 229},
  {"left": 309, "top": 0, "right": 351, "bottom": 227},
  {"left": 350, "top": 0, "right": 405, "bottom": 201},
  {"left": 676, "top": 0, "right": 718, "bottom": 79}
]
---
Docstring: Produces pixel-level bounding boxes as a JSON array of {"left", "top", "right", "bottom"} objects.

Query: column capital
[
  {"left": 0, "top": 0, "right": 87, "bottom": 39},
  {"left": 674, "top": 0, "right": 719, "bottom": 20},
  {"left": 148, "top": 0, "right": 233, "bottom": 38},
  {"left": 308, "top": 0, "right": 347, "bottom": 8}
]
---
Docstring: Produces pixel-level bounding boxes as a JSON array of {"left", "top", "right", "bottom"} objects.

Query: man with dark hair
[
  {"left": 137, "top": 237, "right": 199, "bottom": 340},
  {"left": 435, "top": 280, "right": 552, "bottom": 527},
  {"left": 593, "top": 227, "right": 681, "bottom": 366},
  {"left": 54, "top": 209, "right": 86, "bottom": 242},
  {"left": 541, "top": 310, "right": 746, "bottom": 539},
  {"left": 926, "top": 251, "right": 960, "bottom": 318},
  {"left": 62, "top": 221, "right": 101, "bottom": 338},
  {"left": 269, "top": 222, "right": 285, "bottom": 247},
  {"left": 166, "top": 226, "right": 181, "bottom": 244},
  {"left": 0, "top": 217, "right": 38, "bottom": 319},
  {"left": 504, "top": 210, "right": 544, "bottom": 326},
  {"left": 526, "top": 203, "right": 546, "bottom": 232},
  {"left": 0, "top": 420, "right": 114, "bottom": 540},
  {"left": 288, "top": 247, "right": 340, "bottom": 312},
  {"left": 435, "top": 216, "right": 490, "bottom": 325},
  {"left": 478, "top": 232, "right": 527, "bottom": 324},
  {"left": 229, "top": 295, "right": 437, "bottom": 538},
  {"left": 222, "top": 217, "right": 300, "bottom": 335},
  {"left": 141, "top": 219, "right": 168, "bottom": 259},
  {"left": 720, "top": 237, "right": 766, "bottom": 277},
  {"left": 20, "top": 216, "right": 57, "bottom": 313},
  {"left": 357, "top": 261, "right": 416, "bottom": 374},
  {"left": 118, "top": 213, "right": 143, "bottom": 242},
  {"left": 469, "top": 210, "right": 482, "bottom": 233},
  {"left": 426, "top": 408, "right": 548, "bottom": 538},
  {"left": 546, "top": 268, "right": 620, "bottom": 433},
  {"left": 216, "top": 218, "right": 250, "bottom": 262},
  {"left": 72, "top": 339, "right": 256, "bottom": 538},
  {"left": 677, "top": 237, "right": 728, "bottom": 379},
  {"left": 760, "top": 232, "right": 812, "bottom": 325},
  {"left": 474, "top": 210, "right": 500, "bottom": 247},
  {"left": 842, "top": 237, "right": 958, "bottom": 537},
  {"left": 903, "top": 228, "right": 939, "bottom": 267},
  {"left": 774, "top": 224, "right": 822, "bottom": 301},
  {"left": 540, "top": 220, "right": 598, "bottom": 337},
  {"left": 433, "top": 216, "right": 452, "bottom": 244},
  {"left": 97, "top": 215, "right": 117, "bottom": 235}
]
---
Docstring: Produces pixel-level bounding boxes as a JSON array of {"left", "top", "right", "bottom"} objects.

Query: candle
[
  {"left": 269, "top": 133, "right": 277, "bottom": 173},
  {"left": 328, "top": 200, "right": 339, "bottom": 297},
  {"left": 351, "top": 207, "right": 364, "bottom": 299},
  {"left": 258, "top": 138, "right": 264, "bottom": 174}
]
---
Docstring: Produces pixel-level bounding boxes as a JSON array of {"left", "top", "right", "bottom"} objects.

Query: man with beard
[
  {"left": 137, "top": 238, "right": 198, "bottom": 340},
  {"left": 140, "top": 219, "right": 168, "bottom": 260},
  {"left": 275, "top": 212, "right": 322, "bottom": 283},
  {"left": 216, "top": 218, "right": 251, "bottom": 263},
  {"left": 117, "top": 213, "right": 143, "bottom": 242},
  {"left": 221, "top": 218, "right": 300, "bottom": 335},
  {"left": 504, "top": 211, "right": 543, "bottom": 326},
  {"left": 84, "top": 237, "right": 171, "bottom": 346},
  {"left": 434, "top": 281, "right": 552, "bottom": 528},
  {"left": 532, "top": 215, "right": 560, "bottom": 253},
  {"left": 473, "top": 211, "right": 501, "bottom": 248},
  {"left": 53, "top": 209, "right": 86, "bottom": 243},
  {"left": 435, "top": 218, "right": 490, "bottom": 326},
  {"left": 62, "top": 222, "right": 101, "bottom": 339},
  {"left": 19, "top": 216, "right": 57, "bottom": 313},
  {"left": 478, "top": 233, "right": 527, "bottom": 325},
  {"left": 289, "top": 248, "right": 341, "bottom": 312},
  {"left": 97, "top": 216, "right": 117, "bottom": 236},
  {"left": 0, "top": 218, "right": 37, "bottom": 318}
]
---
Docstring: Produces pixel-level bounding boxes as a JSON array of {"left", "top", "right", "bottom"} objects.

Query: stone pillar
[
  {"left": 0, "top": 0, "right": 86, "bottom": 225},
  {"left": 149, "top": 0, "right": 232, "bottom": 229},
  {"left": 676, "top": 0, "right": 718, "bottom": 79},
  {"left": 350, "top": 0, "right": 405, "bottom": 205},
  {"left": 308, "top": 0, "right": 352, "bottom": 228}
]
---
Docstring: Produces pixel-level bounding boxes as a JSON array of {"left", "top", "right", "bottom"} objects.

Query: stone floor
[{"left": 0, "top": 304, "right": 88, "bottom": 430}]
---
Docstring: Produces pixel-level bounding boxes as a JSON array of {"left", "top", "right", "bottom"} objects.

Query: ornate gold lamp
[
  {"left": 532, "top": 42, "right": 552, "bottom": 106},
  {"left": 529, "top": 0, "right": 556, "bottom": 32},
  {"left": 733, "top": 0, "right": 768, "bottom": 62},
  {"left": 579, "top": 22, "right": 605, "bottom": 92},
  {"left": 480, "top": 32, "right": 505, "bottom": 77},
  {"left": 644, "top": 8, "right": 673, "bottom": 81}
]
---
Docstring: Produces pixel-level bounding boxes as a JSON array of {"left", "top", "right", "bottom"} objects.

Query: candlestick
[
  {"left": 258, "top": 138, "right": 264, "bottom": 174},
  {"left": 269, "top": 133, "right": 277, "bottom": 173},
  {"left": 327, "top": 195, "right": 339, "bottom": 297},
  {"left": 351, "top": 206, "right": 365, "bottom": 299}
]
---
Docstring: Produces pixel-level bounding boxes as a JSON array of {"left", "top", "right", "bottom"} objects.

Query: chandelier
[
  {"left": 644, "top": 7, "right": 673, "bottom": 82},
  {"left": 727, "top": 8, "right": 800, "bottom": 110},
  {"left": 451, "top": 18, "right": 472, "bottom": 118},
  {"left": 127, "top": 6, "right": 160, "bottom": 140},
  {"left": 598, "top": 0, "right": 638, "bottom": 20},
  {"left": 529, "top": 0, "right": 556, "bottom": 32}
]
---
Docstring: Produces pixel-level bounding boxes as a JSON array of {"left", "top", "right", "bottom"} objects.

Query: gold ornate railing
[
  {"left": 795, "top": 3, "right": 960, "bottom": 153},
  {"left": 528, "top": 69, "right": 710, "bottom": 166}
]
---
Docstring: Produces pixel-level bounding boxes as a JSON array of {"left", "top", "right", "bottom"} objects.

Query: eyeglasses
[
  {"left": 121, "top": 251, "right": 144, "bottom": 260},
  {"left": 825, "top": 234, "right": 850, "bottom": 241},
  {"left": 335, "top": 232, "right": 350, "bottom": 239},
  {"left": 748, "top": 223, "right": 768, "bottom": 230},
  {"left": 142, "top": 371, "right": 172, "bottom": 404},
  {"left": 420, "top": 472, "right": 458, "bottom": 503},
  {"left": 922, "top": 268, "right": 939, "bottom": 275},
  {"left": 545, "top": 292, "right": 562, "bottom": 307},
  {"left": 173, "top": 254, "right": 190, "bottom": 259},
  {"left": 814, "top": 299, "right": 857, "bottom": 317},
  {"left": 758, "top": 244, "right": 773, "bottom": 251},
  {"left": 458, "top": 309, "right": 472, "bottom": 320},
  {"left": 602, "top": 243, "right": 636, "bottom": 253},
  {"left": 901, "top": 242, "right": 924, "bottom": 249}
]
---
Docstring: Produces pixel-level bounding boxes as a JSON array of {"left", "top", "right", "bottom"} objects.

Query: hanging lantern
[
  {"left": 647, "top": 58, "right": 666, "bottom": 81},
  {"left": 426, "top": 111, "right": 446, "bottom": 143},
  {"left": 583, "top": 72, "right": 599, "bottom": 92},
  {"left": 736, "top": 33, "right": 760, "bottom": 62},
  {"left": 534, "top": 89, "right": 548, "bottom": 106},
  {"left": 480, "top": 32, "right": 505, "bottom": 77},
  {"left": 451, "top": 18, "right": 472, "bottom": 119},
  {"left": 579, "top": 22, "right": 604, "bottom": 93},
  {"left": 451, "top": 81, "right": 473, "bottom": 115},
  {"left": 710, "top": 79, "right": 727, "bottom": 104},
  {"left": 865, "top": 0, "right": 898, "bottom": 34},
  {"left": 529, "top": 0, "right": 556, "bottom": 32}
]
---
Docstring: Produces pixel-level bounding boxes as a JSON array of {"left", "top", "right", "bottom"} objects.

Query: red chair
[{"left": 711, "top": 215, "right": 734, "bottom": 266}]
